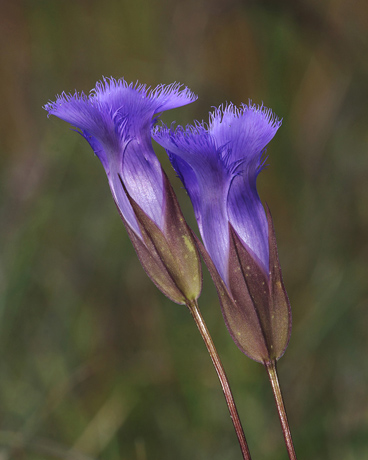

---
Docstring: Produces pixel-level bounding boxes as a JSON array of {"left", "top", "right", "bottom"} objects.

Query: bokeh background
[{"left": 1, "top": 0, "right": 368, "bottom": 459}]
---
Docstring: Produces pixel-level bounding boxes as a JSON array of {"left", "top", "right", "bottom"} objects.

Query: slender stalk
[
  {"left": 187, "top": 299, "right": 252, "bottom": 460},
  {"left": 265, "top": 360, "right": 297, "bottom": 460}
]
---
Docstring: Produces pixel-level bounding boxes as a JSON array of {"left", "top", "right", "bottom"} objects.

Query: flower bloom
[
  {"left": 153, "top": 103, "right": 292, "bottom": 363},
  {"left": 44, "top": 77, "right": 202, "bottom": 304}
]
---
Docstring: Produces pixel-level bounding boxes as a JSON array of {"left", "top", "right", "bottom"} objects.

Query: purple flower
[
  {"left": 44, "top": 77, "right": 202, "bottom": 304},
  {"left": 153, "top": 103, "right": 279, "bottom": 282},
  {"left": 153, "top": 103, "right": 292, "bottom": 363},
  {"left": 45, "top": 78, "right": 196, "bottom": 235}
]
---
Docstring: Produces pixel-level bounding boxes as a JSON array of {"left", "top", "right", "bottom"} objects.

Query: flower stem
[
  {"left": 265, "top": 360, "right": 297, "bottom": 460},
  {"left": 187, "top": 299, "right": 252, "bottom": 460}
]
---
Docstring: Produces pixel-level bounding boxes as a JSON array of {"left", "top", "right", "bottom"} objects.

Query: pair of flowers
[{"left": 44, "top": 77, "right": 291, "bottom": 365}]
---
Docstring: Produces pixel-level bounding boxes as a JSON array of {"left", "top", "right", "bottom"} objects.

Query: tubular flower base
[
  {"left": 44, "top": 77, "right": 202, "bottom": 304},
  {"left": 153, "top": 103, "right": 292, "bottom": 363}
]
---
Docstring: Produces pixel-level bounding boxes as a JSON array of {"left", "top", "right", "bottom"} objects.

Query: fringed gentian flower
[
  {"left": 153, "top": 103, "right": 292, "bottom": 364},
  {"left": 44, "top": 78, "right": 202, "bottom": 305}
]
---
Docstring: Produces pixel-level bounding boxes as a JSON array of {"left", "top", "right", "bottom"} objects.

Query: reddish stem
[
  {"left": 265, "top": 360, "right": 297, "bottom": 460},
  {"left": 187, "top": 300, "right": 252, "bottom": 460}
]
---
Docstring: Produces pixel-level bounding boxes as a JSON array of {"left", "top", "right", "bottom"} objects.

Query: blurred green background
[{"left": 1, "top": 0, "right": 368, "bottom": 459}]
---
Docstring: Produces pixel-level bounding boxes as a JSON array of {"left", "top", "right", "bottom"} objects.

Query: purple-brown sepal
[
  {"left": 117, "top": 173, "right": 202, "bottom": 305},
  {"left": 197, "top": 207, "right": 291, "bottom": 363}
]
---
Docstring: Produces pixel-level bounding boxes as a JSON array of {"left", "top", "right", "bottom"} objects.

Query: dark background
[{"left": 1, "top": 0, "right": 368, "bottom": 459}]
